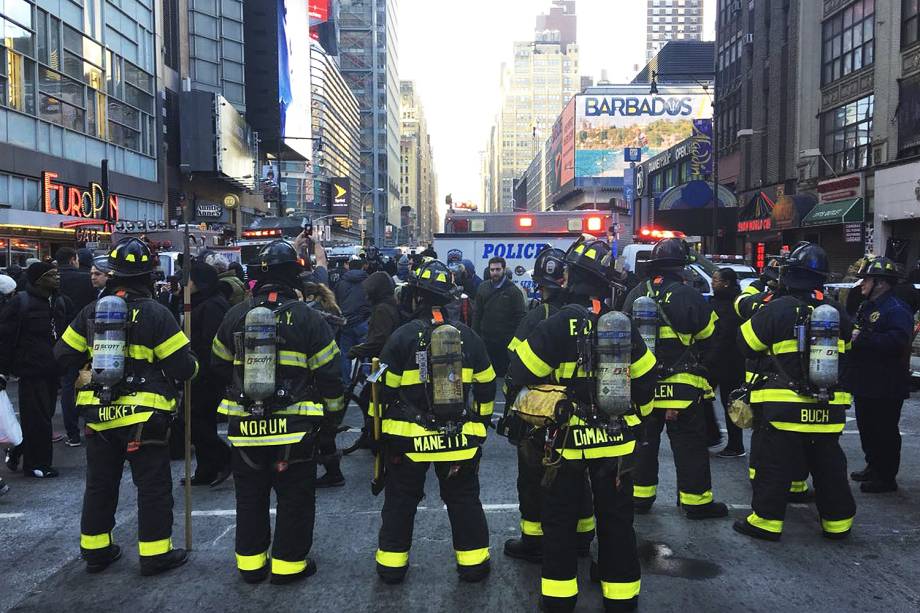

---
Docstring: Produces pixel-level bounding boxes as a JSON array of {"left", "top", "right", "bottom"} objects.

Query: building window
[
  {"left": 903, "top": 0, "right": 920, "bottom": 48},
  {"left": 822, "top": 0, "right": 874, "bottom": 85},
  {"left": 820, "top": 94, "right": 873, "bottom": 176}
]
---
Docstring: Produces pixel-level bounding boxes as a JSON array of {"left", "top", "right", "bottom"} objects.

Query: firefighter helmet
[
  {"left": 858, "top": 256, "right": 901, "bottom": 281},
  {"left": 108, "top": 237, "right": 155, "bottom": 278},
  {"left": 532, "top": 247, "right": 567, "bottom": 290},
  {"left": 565, "top": 234, "right": 613, "bottom": 289},
  {"left": 649, "top": 238, "right": 690, "bottom": 269},
  {"left": 410, "top": 259, "right": 454, "bottom": 301},
  {"left": 781, "top": 242, "right": 829, "bottom": 290}
]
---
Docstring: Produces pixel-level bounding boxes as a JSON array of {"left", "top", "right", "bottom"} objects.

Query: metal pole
[
  {"left": 182, "top": 197, "right": 193, "bottom": 551},
  {"left": 711, "top": 26, "right": 720, "bottom": 255}
]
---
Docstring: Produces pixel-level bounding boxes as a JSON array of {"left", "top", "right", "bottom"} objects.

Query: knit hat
[
  {"left": 0, "top": 274, "right": 15, "bottom": 296},
  {"left": 27, "top": 262, "right": 55, "bottom": 285},
  {"left": 190, "top": 261, "right": 218, "bottom": 294},
  {"left": 77, "top": 248, "right": 94, "bottom": 268}
]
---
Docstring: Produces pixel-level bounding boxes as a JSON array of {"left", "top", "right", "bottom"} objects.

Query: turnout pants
[
  {"left": 190, "top": 379, "right": 230, "bottom": 479},
  {"left": 746, "top": 426, "right": 855, "bottom": 537},
  {"left": 854, "top": 395, "right": 904, "bottom": 482},
  {"left": 542, "top": 458, "right": 640, "bottom": 612},
  {"left": 749, "top": 421, "right": 809, "bottom": 495},
  {"left": 518, "top": 435, "right": 595, "bottom": 542},
  {"left": 633, "top": 402, "right": 714, "bottom": 508},
  {"left": 18, "top": 376, "right": 58, "bottom": 472},
  {"left": 376, "top": 452, "right": 489, "bottom": 579},
  {"left": 80, "top": 414, "right": 174, "bottom": 562},
  {"left": 232, "top": 441, "right": 317, "bottom": 579}
]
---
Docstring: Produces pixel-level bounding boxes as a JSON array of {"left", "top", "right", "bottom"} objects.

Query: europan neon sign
[{"left": 42, "top": 171, "right": 119, "bottom": 221}]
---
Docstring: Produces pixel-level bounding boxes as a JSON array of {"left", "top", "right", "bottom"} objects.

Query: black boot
[
  {"left": 209, "top": 465, "right": 232, "bottom": 487},
  {"left": 850, "top": 466, "right": 875, "bottom": 482},
  {"left": 377, "top": 563, "right": 408, "bottom": 585},
  {"left": 684, "top": 501, "right": 728, "bottom": 520},
  {"left": 633, "top": 497, "right": 655, "bottom": 515},
  {"left": 342, "top": 431, "right": 373, "bottom": 455},
  {"left": 604, "top": 597, "right": 639, "bottom": 612},
  {"left": 140, "top": 549, "right": 189, "bottom": 576},
  {"left": 270, "top": 558, "right": 317, "bottom": 585},
  {"left": 85, "top": 545, "right": 122, "bottom": 574},
  {"left": 732, "top": 519, "right": 780, "bottom": 542},
  {"left": 457, "top": 559, "right": 490, "bottom": 583},
  {"left": 315, "top": 468, "right": 346, "bottom": 488},
  {"left": 860, "top": 480, "right": 898, "bottom": 494},
  {"left": 503, "top": 535, "right": 542, "bottom": 563},
  {"left": 240, "top": 566, "right": 269, "bottom": 584}
]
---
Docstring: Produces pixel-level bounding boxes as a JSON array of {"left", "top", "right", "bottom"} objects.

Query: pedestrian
[
  {"left": 846, "top": 256, "right": 914, "bottom": 494},
  {"left": 55, "top": 238, "right": 197, "bottom": 574},
  {"left": 374, "top": 259, "right": 496, "bottom": 585},
  {"left": 334, "top": 255, "right": 370, "bottom": 384},
  {"left": 90, "top": 256, "right": 110, "bottom": 296},
  {"left": 733, "top": 243, "right": 855, "bottom": 542},
  {"left": 473, "top": 256, "right": 525, "bottom": 377},
  {"left": 211, "top": 240, "right": 345, "bottom": 584},
  {"left": 76, "top": 248, "right": 94, "bottom": 272},
  {"left": 0, "top": 273, "right": 14, "bottom": 495},
  {"left": 461, "top": 259, "right": 482, "bottom": 296},
  {"left": 204, "top": 252, "right": 246, "bottom": 306},
  {"left": 705, "top": 268, "right": 747, "bottom": 457},
  {"left": 0, "top": 262, "right": 70, "bottom": 478},
  {"left": 395, "top": 255, "right": 410, "bottom": 283},
  {"left": 508, "top": 236, "right": 657, "bottom": 612},
  {"left": 623, "top": 239, "right": 728, "bottom": 519}
]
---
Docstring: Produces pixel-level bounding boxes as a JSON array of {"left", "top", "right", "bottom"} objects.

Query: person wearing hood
[
  {"left": 461, "top": 259, "right": 482, "bottom": 297},
  {"left": 334, "top": 256, "right": 371, "bottom": 384},
  {"left": 395, "top": 255, "right": 410, "bottom": 283},
  {"left": 205, "top": 253, "right": 247, "bottom": 306}
]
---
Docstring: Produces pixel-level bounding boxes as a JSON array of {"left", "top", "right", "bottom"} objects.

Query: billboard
[
  {"left": 330, "top": 177, "right": 350, "bottom": 216},
  {"left": 278, "top": 0, "right": 312, "bottom": 159},
  {"left": 309, "top": 0, "right": 329, "bottom": 23},
  {"left": 574, "top": 92, "right": 712, "bottom": 179},
  {"left": 549, "top": 97, "right": 576, "bottom": 201}
]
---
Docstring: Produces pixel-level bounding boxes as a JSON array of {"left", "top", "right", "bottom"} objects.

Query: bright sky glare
[{"left": 398, "top": 0, "right": 716, "bottom": 214}]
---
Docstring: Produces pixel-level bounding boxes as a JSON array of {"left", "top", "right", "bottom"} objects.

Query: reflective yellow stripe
[
  {"left": 695, "top": 311, "right": 717, "bottom": 341},
  {"left": 472, "top": 365, "right": 496, "bottom": 383},
  {"left": 742, "top": 284, "right": 759, "bottom": 296},
  {"left": 745, "top": 371, "right": 758, "bottom": 384},
  {"left": 273, "top": 402, "right": 325, "bottom": 417},
  {"left": 478, "top": 401, "right": 494, "bottom": 416},
  {"left": 659, "top": 326, "right": 692, "bottom": 345},
  {"left": 516, "top": 340, "right": 553, "bottom": 377},
  {"left": 406, "top": 448, "right": 479, "bottom": 462},
  {"left": 385, "top": 371, "right": 403, "bottom": 388},
  {"left": 382, "top": 420, "right": 487, "bottom": 438},
  {"left": 80, "top": 532, "right": 112, "bottom": 550},
  {"left": 789, "top": 480, "right": 808, "bottom": 493},
  {"left": 271, "top": 557, "right": 308, "bottom": 575},
  {"left": 542, "top": 577, "right": 578, "bottom": 598},
  {"left": 122, "top": 345, "right": 154, "bottom": 362},
  {"left": 740, "top": 319, "right": 767, "bottom": 352},
  {"left": 138, "top": 538, "right": 172, "bottom": 557},
  {"left": 770, "top": 340, "right": 799, "bottom": 355},
  {"left": 63, "top": 327, "right": 87, "bottom": 352},
  {"left": 307, "top": 341, "right": 339, "bottom": 370},
  {"left": 631, "top": 348, "right": 656, "bottom": 379},
  {"left": 76, "top": 390, "right": 177, "bottom": 410},
  {"left": 838, "top": 339, "right": 847, "bottom": 354},
  {"left": 227, "top": 432, "right": 307, "bottom": 446},
  {"left": 679, "top": 490, "right": 713, "bottom": 506},
  {"left": 236, "top": 551, "right": 268, "bottom": 571},
  {"left": 638, "top": 400, "right": 654, "bottom": 417},
  {"left": 86, "top": 411, "right": 154, "bottom": 431},
  {"left": 554, "top": 361, "right": 589, "bottom": 380},
  {"left": 323, "top": 396, "right": 345, "bottom": 413},
  {"left": 154, "top": 331, "right": 189, "bottom": 359},
  {"left": 218, "top": 399, "right": 248, "bottom": 417},
  {"left": 576, "top": 516, "right": 595, "bottom": 533},
  {"left": 750, "top": 389, "right": 851, "bottom": 405},
  {"left": 633, "top": 484, "right": 657, "bottom": 499},
  {"left": 749, "top": 467, "right": 756, "bottom": 480},
  {"left": 213, "top": 337, "right": 234, "bottom": 362},
  {"left": 279, "top": 350, "right": 308, "bottom": 368},
  {"left": 653, "top": 399, "right": 693, "bottom": 409},
  {"left": 821, "top": 517, "right": 853, "bottom": 534},
  {"left": 375, "top": 549, "right": 409, "bottom": 568},
  {"left": 660, "top": 372, "right": 710, "bottom": 390},
  {"left": 624, "top": 414, "right": 641, "bottom": 427},
  {"left": 769, "top": 422, "right": 845, "bottom": 434},
  {"left": 560, "top": 441, "right": 636, "bottom": 460},
  {"left": 455, "top": 548, "right": 490, "bottom": 566},
  {"left": 602, "top": 579, "right": 641, "bottom": 601},
  {"left": 521, "top": 519, "right": 543, "bottom": 536},
  {"left": 747, "top": 512, "right": 783, "bottom": 533},
  {"left": 507, "top": 337, "right": 522, "bottom": 352}
]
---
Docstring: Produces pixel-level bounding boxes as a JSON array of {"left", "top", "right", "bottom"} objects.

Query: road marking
[{"left": 0, "top": 513, "right": 25, "bottom": 519}]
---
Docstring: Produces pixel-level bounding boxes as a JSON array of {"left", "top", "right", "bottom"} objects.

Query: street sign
[
  {"left": 844, "top": 222, "right": 863, "bottom": 243},
  {"left": 624, "top": 147, "right": 642, "bottom": 163}
]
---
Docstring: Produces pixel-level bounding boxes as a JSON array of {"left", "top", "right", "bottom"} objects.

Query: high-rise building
[
  {"left": 646, "top": 0, "right": 704, "bottom": 61},
  {"left": 399, "top": 81, "right": 438, "bottom": 246},
  {"left": 536, "top": 0, "right": 577, "bottom": 48},
  {"left": 339, "top": 0, "right": 401, "bottom": 246}
]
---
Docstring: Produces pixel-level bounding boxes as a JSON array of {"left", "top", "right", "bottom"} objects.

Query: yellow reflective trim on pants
[
  {"left": 740, "top": 319, "right": 767, "bottom": 352},
  {"left": 521, "top": 519, "right": 543, "bottom": 536},
  {"left": 478, "top": 400, "right": 494, "bottom": 416},
  {"left": 271, "top": 557, "right": 308, "bottom": 575},
  {"left": 80, "top": 532, "right": 112, "bottom": 550},
  {"left": 455, "top": 547, "right": 490, "bottom": 566},
  {"left": 375, "top": 549, "right": 409, "bottom": 568},
  {"left": 86, "top": 411, "right": 154, "bottom": 431},
  {"left": 382, "top": 420, "right": 487, "bottom": 438},
  {"left": 516, "top": 340, "right": 553, "bottom": 378},
  {"left": 576, "top": 516, "right": 595, "bottom": 533},
  {"left": 279, "top": 350, "right": 309, "bottom": 368},
  {"left": 77, "top": 390, "right": 176, "bottom": 410},
  {"left": 212, "top": 337, "right": 234, "bottom": 362},
  {"left": 542, "top": 577, "right": 578, "bottom": 598},
  {"left": 747, "top": 512, "right": 783, "bottom": 533},
  {"left": 62, "top": 326, "right": 87, "bottom": 352},
  {"left": 138, "top": 538, "right": 172, "bottom": 557},
  {"left": 472, "top": 365, "right": 496, "bottom": 383},
  {"left": 695, "top": 311, "right": 718, "bottom": 341},
  {"left": 406, "top": 448, "right": 479, "bottom": 462},
  {"left": 154, "top": 331, "right": 189, "bottom": 359},
  {"left": 821, "top": 517, "right": 853, "bottom": 534},
  {"left": 769, "top": 422, "right": 845, "bottom": 434},
  {"left": 633, "top": 484, "right": 657, "bottom": 499},
  {"left": 790, "top": 480, "right": 808, "bottom": 493},
  {"left": 631, "top": 348, "right": 656, "bottom": 379},
  {"left": 307, "top": 341, "right": 340, "bottom": 370},
  {"left": 602, "top": 579, "right": 641, "bottom": 601},
  {"left": 227, "top": 432, "right": 307, "bottom": 446},
  {"left": 679, "top": 490, "right": 713, "bottom": 506},
  {"left": 770, "top": 339, "right": 799, "bottom": 355},
  {"left": 236, "top": 551, "right": 268, "bottom": 571}
]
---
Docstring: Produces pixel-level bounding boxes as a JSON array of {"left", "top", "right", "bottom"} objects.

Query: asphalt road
[{"left": 2, "top": 387, "right": 919, "bottom": 613}]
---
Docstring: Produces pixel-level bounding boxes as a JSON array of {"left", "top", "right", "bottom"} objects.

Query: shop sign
[
  {"left": 844, "top": 222, "right": 863, "bottom": 243},
  {"left": 42, "top": 171, "right": 118, "bottom": 220},
  {"left": 771, "top": 195, "right": 797, "bottom": 230},
  {"left": 817, "top": 174, "right": 862, "bottom": 204},
  {"left": 737, "top": 218, "right": 772, "bottom": 232},
  {"left": 195, "top": 201, "right": 224, "bottom": 219}
]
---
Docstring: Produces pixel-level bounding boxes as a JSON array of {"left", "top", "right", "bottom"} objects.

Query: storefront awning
[{"left": 801, "top": 198, "right": 863, "bottom": 227}]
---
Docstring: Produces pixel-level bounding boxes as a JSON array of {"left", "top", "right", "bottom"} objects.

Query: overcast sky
[{"left": 398, "top": 0, "right": 717, "bottom": 211}]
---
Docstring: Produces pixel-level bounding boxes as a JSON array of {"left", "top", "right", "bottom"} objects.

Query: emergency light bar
[
  {"left": 242, "top": 229, "right": 283, "bottom": 238},
  {"left": 635, "top": 226, "right": 686, "bottom": 242},
  {"left": 518, "top": 216, "right": 534, "bottom": 229}
]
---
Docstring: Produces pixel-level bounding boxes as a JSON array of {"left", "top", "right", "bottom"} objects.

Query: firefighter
[
  {"left": 211, "top": 240, "right": 345, "bottom": 584},
  {"left": 733, "top": 243, "right": 856, "bottom": 541},
  {"left": 501, "top": 248, "right": 596, "bottom": 563},
  {"left": 508, "top": 236, "right": 657, "bottom": 612},
  {"left": 741, "top": 257, "right": 782, "bottom": 297},
  {"left": 623, "top": 238, "right": 728, "bottom": 519},
  {"left": 54, "top": 238, "right": 197, "bottom": 575},
  {"left": 374, "top": 259, "right": 496, "bottom": 585}
]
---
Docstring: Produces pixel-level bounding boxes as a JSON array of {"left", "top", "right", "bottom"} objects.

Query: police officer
[
  {"left": 846, "top": 256, "right": 914, "bottom": 494},
  {"left": 54, "top": 238, "right": 197, "bottom": 575},
  {"left": 211, "top": 240, "right": 345, "bottom": 584},
  {"left": 733, "top": 243, "right": 856, "bottom": 541},
  {"left": 502, "top": 248, "right": 596, "bottom": 564},
  {"left": 509, "top": 236, "right": 657, "bottom": 613},
  {"left": 623, "top": 238, "right": 728, "bottom": 519},
  {"left": 374, "top": 259, "right": 496, "bottom": 585}
]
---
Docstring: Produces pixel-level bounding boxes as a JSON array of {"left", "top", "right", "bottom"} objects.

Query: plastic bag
[{"left": 0, "top": 390, "right": 23, "bottom": 446}]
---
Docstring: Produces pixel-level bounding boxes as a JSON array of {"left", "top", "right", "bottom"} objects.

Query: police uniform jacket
[
  {"left": 374, "top": 308, "right": 496, "bottom": 463},
  {"left": 54, "top": 286, "right": 198, "bottom": 431},
  {"left": 844, "top": 290, "right": 914, "bottom": 400},
  {"left": 211, "top": 284, "right": 345, "bottom": 448},
  {"left": 738, "top": 290, "right": 852, "bottom": 433},
  {"left": 508, "top": 300, "right": 657, "bottom": 460}
]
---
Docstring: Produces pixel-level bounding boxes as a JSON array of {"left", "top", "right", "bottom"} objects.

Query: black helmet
[
  {"left": 410, "top": 259, "right": 454, "bottom": 302},
  {"left": 108, "top": 237, "right": 154, "bottom": 278},
  {"left": 858, "top": 256, "right": 901, "bottom": 281},
  {"left": 565, "top": 235, "right": 613, "bottom": 290},
  {"left": 762, "top": 257, "right": 782, "bottom": 282},
  {"left": 532, "top": 247, "right": 567, "bottom": 290},
  {"left": 781, "top": 242, "right": 829, "bottom": 290},
  {"left": 649, "top": 238, "right": 690, "bottom": 269},
  {"left": 254, "top": 240, "right": 301, "bottom": 271}
]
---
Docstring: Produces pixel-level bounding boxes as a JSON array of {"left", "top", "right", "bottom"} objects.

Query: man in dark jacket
[
  {"left": 334, "top": 256, "right": 370, "bottom": 384},
  {"left": 0, "top": 263, "right": 70, "bottom": 478},
  {"left": 473, "top": 257, "right": 525, "bottom": 377},
  {"left": 845, "top": 257, "right": 915, "bottom": 493}
]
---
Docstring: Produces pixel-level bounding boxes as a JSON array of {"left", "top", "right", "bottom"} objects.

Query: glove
[
  {"left": 347, "top": 347, "right": 360, "bottom": 359},
  {"left": 0, "top": 374, "right": 6, "bottom": 391}
]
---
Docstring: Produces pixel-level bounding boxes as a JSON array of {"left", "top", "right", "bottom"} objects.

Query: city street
[{"left": 2, "top": 390, "right": 919, "bottom": 612}]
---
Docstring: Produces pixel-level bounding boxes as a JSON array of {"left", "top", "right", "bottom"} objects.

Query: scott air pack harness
[{"left": 643, "top": 279, "right": 705, "bottom": 381}]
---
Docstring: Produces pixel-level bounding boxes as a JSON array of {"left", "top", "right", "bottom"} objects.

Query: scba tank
[
  {"left": 809, "top": 304, "right": 840, "bottom": 390},
  {"left": 430, "top": 324, "right": 465, "bottom": 420},
  {"left": 595, "top": 311, "right": 632, "bottom": 416},
  {"left": 91, "top": 295, "right": 128, "bottom": 388},
  {"left": 243, "top": 307, "right": 277, "bottom": 403},
  {"left": 633, "top": 296, "right": 659, "bottom": 356}
]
